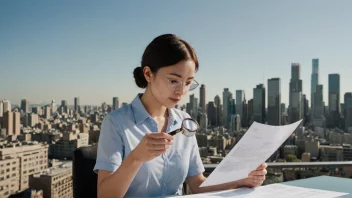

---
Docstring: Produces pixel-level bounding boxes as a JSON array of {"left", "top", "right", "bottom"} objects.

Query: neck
[{"left": 140, "top": 88, "right": 168, "bottom": 119}]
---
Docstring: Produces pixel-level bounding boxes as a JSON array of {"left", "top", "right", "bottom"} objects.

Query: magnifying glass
[{"left": 169, "top": 118, "right": 199, "bottom": 137}]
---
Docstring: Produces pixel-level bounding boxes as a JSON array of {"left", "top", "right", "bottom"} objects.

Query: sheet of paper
[
  {"left": 200, "top": 119, "right": 303, "bottom": 187},
  {"left": 177, "top": 183, "right": 348, "bottom": 197}
]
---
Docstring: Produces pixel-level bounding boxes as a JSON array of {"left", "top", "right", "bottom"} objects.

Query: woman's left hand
[{"left": 238, "top": 163, "right": 268, "bottom": 188}]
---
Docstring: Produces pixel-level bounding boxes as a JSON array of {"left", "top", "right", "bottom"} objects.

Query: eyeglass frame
[
  {"left": 169, "top": 118, "right": 199, "bottom": 137},
  {"left": 164, "top": 75, "right": 199, "bottom": 91}
]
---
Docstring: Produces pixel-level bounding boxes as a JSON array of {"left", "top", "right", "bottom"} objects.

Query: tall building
[
  {"left": 0, "top": 100, "right": 3, "bottom": 118},
  {"left": 21, "top": 99, "right": 29, "bottom": 113},
  {"left": 311, "top": 59, "right": 319, "bottom": 116},
  {"left": 242, "top": 98, "right": 249, "bottom": 128},
  {"left": 13, "top": 111, "right": 20, "bottom": 136},
  {"left": 289, "top": 63, "right": 303, "bottom": 123},
  {"left": 2, "top": 110, "right": 20, "bottom": 136},
  {"left": 214, "top": 95, "right": 221, "bottom": 126},
  {"left": 29, "top": 161, "right": 72, "bottom": 198},
  {"left": 200, "top": 84, "right": 206, "bottom": 114},
  {"left": 28, "top": 113, "right": 39, "bottom": 128},
  {"left": 328, "top": 74, "right": 340, "bottom": 128},
  {"left": 267, "top": 78, "right": 281, "bottom": 126},
  {"left": 312, "top": 85, "right": 325, "bottom": 127},
  {"left": 236, "top": 90, "right": 245, "bottom": 120},
  {"left": 228, "top": 98, "right": 236, "bottom": 126},
  {"left": 207, "top": 102, "right": 217, "bottom": 126},
  {"left": 74, "top": 97, "right": 80, "bottom": 113},
  {"left": 113, "top": 97, "right": 119, "bottom": 110},
  {"left": 0, "top": 144, "right": 48, "bottom": 196},
  {"left": 61, "top": 100, "right": 67, "bottom": 107},
  {"left": 303, "top": 94, "right": 309, "bottom": 118},
  {"left": 222, "top": 88, "right": 232, "bottom": 128},
  {"left": 2, "top": 100, "right": 11, "bottom": 113},
  {"left": 345, "top": 93, "right": 352, "bottom": 132},
  {"left": 230, "top": 114, "right": 241, "bottom": 132},
  {"left": 44, "top": 105, "right": 51, "bottom": 120},
  {"left": 188, "top": 94, "right": 198, "bottom": 119},
  {"left": 50, "top": 99, "right": 57, "bottom": 114},
  {"left": 200, "top": 113, "right": 208, "bottom": 130},
  {"left": 32, "top": 106, "right": 42, "bottom": 116},
  {"left": 248, "top": 99, "right": 254, "bottom": 125},
  {"left": 253, "top": 84, "right": 266, "bottom": 124},
  {"left": 281, "top": 103, "right": 286, "bottom": 114},
  {"left": 3, "top": 111, "right": 13, "bottom": 136}
]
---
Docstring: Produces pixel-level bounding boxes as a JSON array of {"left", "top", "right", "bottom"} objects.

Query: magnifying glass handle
[{"left": 169, "top": 128, "right": 182, "bottom": 136}]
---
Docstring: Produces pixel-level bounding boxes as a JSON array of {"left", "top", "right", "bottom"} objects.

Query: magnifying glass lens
[{"left": 183, "top": 119, "right": 198, "bottom": 131}]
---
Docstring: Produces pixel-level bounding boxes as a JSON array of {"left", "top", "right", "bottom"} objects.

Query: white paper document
[
  {"left": 200, "top": 119, "right": 303, "bottom": 187},
  {"left": 179, "top": 183, "right": 348, "bottom": 198}
]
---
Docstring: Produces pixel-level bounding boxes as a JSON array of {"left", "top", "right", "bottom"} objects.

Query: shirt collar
[{"left": 131, "top": 93, "right": 178, "bottom": 126}]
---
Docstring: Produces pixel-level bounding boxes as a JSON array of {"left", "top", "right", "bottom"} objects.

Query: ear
[{"left": 143, "top": 66, "right": 154, "bottom": 82}]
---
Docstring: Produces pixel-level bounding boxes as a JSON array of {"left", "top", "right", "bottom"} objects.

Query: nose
[{"left": 174, "top": 84, "right": 187, "bottom": 95}]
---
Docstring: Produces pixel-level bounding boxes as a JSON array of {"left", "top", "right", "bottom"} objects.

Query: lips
[{"left": 169, "top": 98, "right": 181, "bottom": 103}]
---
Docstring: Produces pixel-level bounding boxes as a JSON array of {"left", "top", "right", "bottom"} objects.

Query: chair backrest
[
  {"left": 72, "top": 144, "right": 189, "bottom": 197},
  {"left": 73, "top": 145, "right": 98, "bottom": 198}
]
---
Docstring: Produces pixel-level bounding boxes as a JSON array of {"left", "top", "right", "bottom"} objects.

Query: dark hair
[{"left": 133, "top": 34, "right": 199, "bottom": 88}]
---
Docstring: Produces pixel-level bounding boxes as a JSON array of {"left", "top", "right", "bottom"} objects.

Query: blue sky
[{"left": 1, "top": 0, "right": 352, "bottom": 107}]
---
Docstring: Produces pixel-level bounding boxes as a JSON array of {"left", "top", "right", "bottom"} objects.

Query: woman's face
[{"left": 148, "top": 59, "right": 197, "bottom": 109}]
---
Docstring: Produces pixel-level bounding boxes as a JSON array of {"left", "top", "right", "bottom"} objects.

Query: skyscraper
[
  {"left": 74, "top": 97, "right": 80, "bottom": 113},
  {"left": 13, "top": 111, "right": 20, "bottom": 136},
  {"left": 289, "top": 63, "right": 303, "bottom": 123},
  {"left": 253, "top": 84, "right": 266, "bottom": 124},
  {"left": 207, "top": 102, "right": 217, "bottom": 127},
  {"left": 303, "top": 94, "right": 309, "bottom": 119},
  {"left": 3, "top": 111, "right": 13, "bottom": 136},
  {"left": 21, "top": 99, "right": 29, "bottom": 113},
  {"left": 44, "top": 105, "right": 51, "bottom": 120},
  {"left": 113, "top": 97, "right": 119, "bottom": 110},
  {"left": 200, "top": 84, "right": 206, "bottom": 114},
  {"left": 248, "top": 99, "right": 254, "bottom": 125},
  {"left": 268, "top": 78, "right": 281, "bottom": 126},
  {"left": 214, "top": 95, "right": 221, "bottom": 126},
  {"left": 311, "top": 59, "right": 319, "bottom": 116},
  {"left": 345, "top": 93, "right": 352, "bottom": 132},
  {"left": 236, "top": 90, "right": 245, "bottom": 120},
  {"left": 2, "top": 100, "right": 11, "bottom": 113},
  {"left": 188, "top": 94, "right": 198, "bottom": 119},
  {"left": 223, "top": 88, "right": 232, "bottom": 128},
  {"left": 0, "top": 100, "right": 3, "bottom": 117},
  {"left": 328, "top": 74, "right": 340, "bottom": 128}
]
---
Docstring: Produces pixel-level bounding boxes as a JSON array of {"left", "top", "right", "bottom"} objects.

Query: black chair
[
  {"left": 73, "top": 145, "right": 98, "bottom": 198},
  {"left": 72, "top": 145, "right": 189, "bottom": 197}
]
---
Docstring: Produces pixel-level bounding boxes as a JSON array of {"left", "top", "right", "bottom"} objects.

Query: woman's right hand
[{"left": 130, "top": 132, "right": 174, "bottom": 163}]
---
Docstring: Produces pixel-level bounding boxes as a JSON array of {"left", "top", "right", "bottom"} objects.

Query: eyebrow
[{"left": 168, "top": 73, "right": 194, "bottom": 80}]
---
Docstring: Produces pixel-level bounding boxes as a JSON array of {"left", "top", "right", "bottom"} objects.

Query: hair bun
[{"left": 133, "top": 66, "right": 148, "bottom": 88}]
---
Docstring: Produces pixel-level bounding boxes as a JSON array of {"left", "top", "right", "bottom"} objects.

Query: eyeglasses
[
  {"left": 165, "top": 76, "right": 199, "bottom": 91},
  {"left": 169, "top": 118, "right": 199, "bottom": 137}
]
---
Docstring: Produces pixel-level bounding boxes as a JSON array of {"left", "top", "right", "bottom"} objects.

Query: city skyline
[{"left": 1, "top": 1, "right": 352, "bottom": 106}]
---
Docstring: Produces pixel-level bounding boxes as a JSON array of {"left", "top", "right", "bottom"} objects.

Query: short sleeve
[
  {"left": 93, "top": 114, "right": 124, "bottom": 173},
  {"left": 187, "top": 135, "right": 205, "bottom": 177}
]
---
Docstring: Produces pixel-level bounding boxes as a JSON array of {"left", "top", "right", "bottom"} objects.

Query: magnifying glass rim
[
  {"left": 169, "top": 118, "right": 199, "bottom": 136},
  {"left": 182, "top": 118, "right": 199, "bottom": 132}
]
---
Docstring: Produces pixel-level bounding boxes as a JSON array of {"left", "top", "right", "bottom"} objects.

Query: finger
[
  {"left": 249, "top": 169, "right": 267, "bottom": 176},
  {"left": 148, "top": 138, "right": 173, "bottom": 145},
  {"left": 257, "top": 163, "right": 268, "bottom": 170},
  {"left": 150, "top": 132, "right": 174, "bottom": 141},
  {"left": 148, "top": 144, "right": 168, "bottom": 150},
  {"left": 249, "top": 175, "right": 265, "bottom": 181}
]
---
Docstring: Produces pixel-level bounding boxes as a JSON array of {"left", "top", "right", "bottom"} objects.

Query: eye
[
  {"left": 169, "top": 79, "right": 179, "bottom": 84},
  {"left": 185, "top": 81, "right": 192, "bottom": 85}
]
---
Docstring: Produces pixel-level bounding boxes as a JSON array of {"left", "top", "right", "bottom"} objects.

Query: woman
[{"left": 93, "top": 34, "right": 267, "bottom": 197}]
